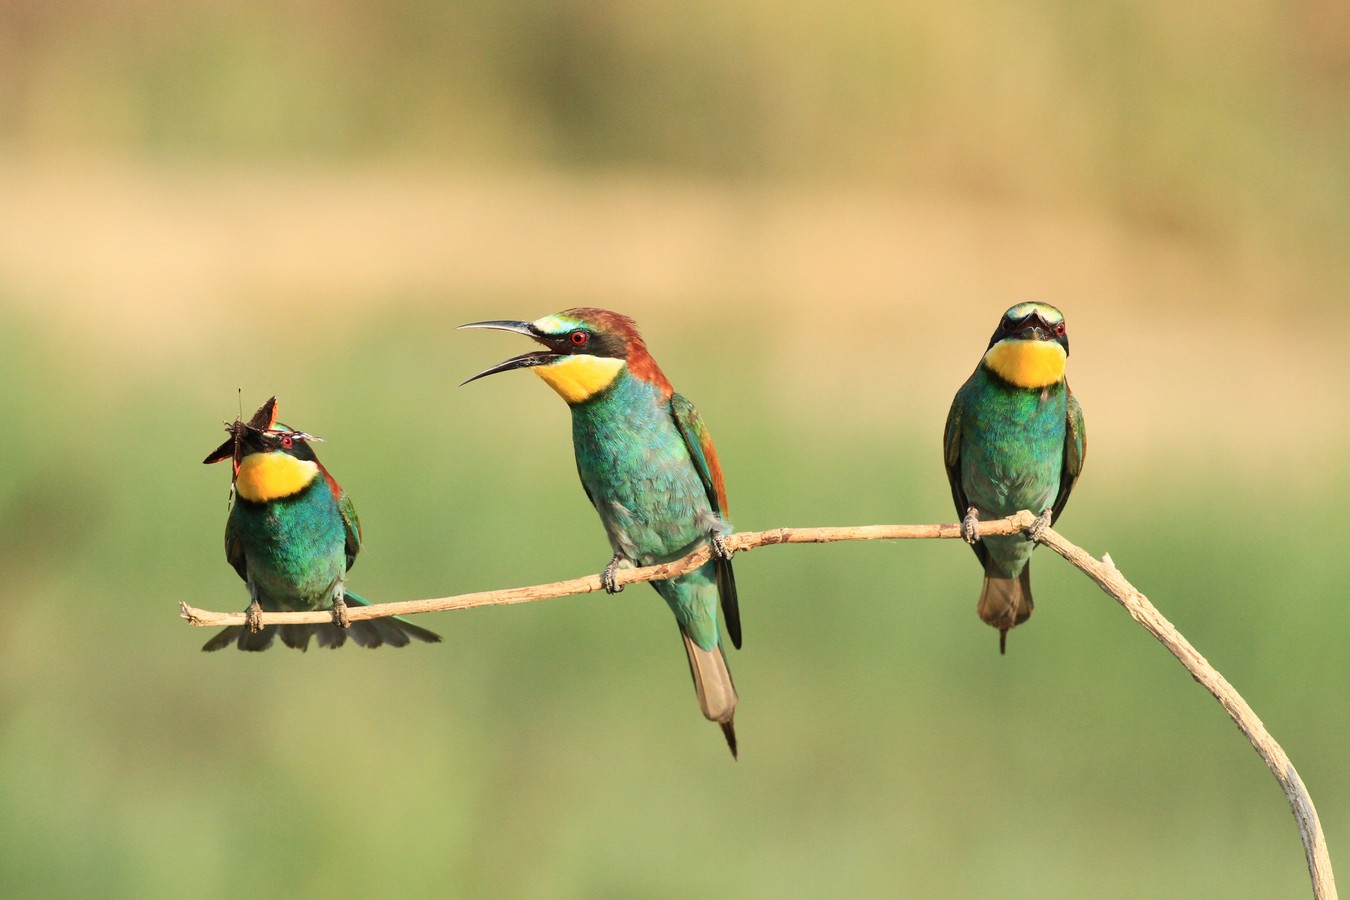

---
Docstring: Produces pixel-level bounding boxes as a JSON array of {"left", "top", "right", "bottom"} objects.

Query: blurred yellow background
[{"left": 1, "top": 2, "right": 1347, "bottom": 896}]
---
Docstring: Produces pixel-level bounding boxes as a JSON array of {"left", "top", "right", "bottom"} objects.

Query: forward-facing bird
[
  {"left": 201, "top": 397, "right": 442, "bottom": 651},
  {"left": 460, "top": 309, "right": 742, "bottom": 756},
  {"left": 944, "top": 303, "right": 1086, "bottom": 653}
]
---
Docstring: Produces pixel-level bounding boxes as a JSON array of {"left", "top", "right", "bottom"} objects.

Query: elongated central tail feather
[
  {"left": 977, "top": 564, "right": 1034, "bottom": 655},
  {"left": 681, "top": 629, "right": 739, "bottom": 758}
]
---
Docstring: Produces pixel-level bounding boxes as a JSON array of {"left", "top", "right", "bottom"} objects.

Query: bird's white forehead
[
  {"left": 532, "top": 314, "right": 583, "bottom": 334},
  {"left": 1003, "top": 301, "right": 1064, "bottom": 324}
]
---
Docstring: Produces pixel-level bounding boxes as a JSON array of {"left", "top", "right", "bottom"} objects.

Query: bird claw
[
  {"left": 331, "top": 593, "right": 351, "bottom": 629},
  {"left": 601, "top": 554, "right": 625, "bottom": 594},
  {"left": 1028, "top": 508, "right": 1053, "bottom": 542},
  {"left": 710, "top": 531, "right": 732, "bottom": 562},
  {"left": 961, "top": 507, "right": 981, "bottom": 544},
  {"left": 245, "top": 598, "right": 265, "bottom": 634}
]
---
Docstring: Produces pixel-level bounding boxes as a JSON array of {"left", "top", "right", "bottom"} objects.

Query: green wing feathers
[
  {"left": 224, "top": 518, "right": 248, "bottom": 582},
  {"left": 942, "top": 387, "right": 967, "bottom": 514},
  {"left": 943, "top": 384, "right": 989, "bottom": 568},
  {"left": 1052, "top": 389, "right": 1086, "bottom": 524},
  {"left": 337, "top": 488, "right": 362, "bottom": 570},
  {"left": 669, "top": 393, "right": 741, "bottom": 650},
  {"left": 669, "top": 393, "right": 730, "bottom": 517}
]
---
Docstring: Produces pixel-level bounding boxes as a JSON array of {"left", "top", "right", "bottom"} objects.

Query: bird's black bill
[
  {"left": 458, "top": 319, "right": 559, "bottom": 385},
  {"left": 457, "top": 320, "right": 538, "bottom": 337},
  {"left": 459, "top": 351, "right": 558, "bottom": 385}
]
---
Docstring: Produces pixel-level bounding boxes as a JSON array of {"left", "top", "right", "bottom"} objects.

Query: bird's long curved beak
[
  {"left": 458, "top": 319, "right": 557, "bottom": 385},
  {"left": 458, "top": 320, "right": 538, "bottom": 337},
  {"left": 459, "top": 351, "right": 558, "bottom": 385}
]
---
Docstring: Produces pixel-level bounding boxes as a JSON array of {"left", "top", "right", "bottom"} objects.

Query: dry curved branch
[
  {"left": 178, "top": 511, "right": 1335, "bottom": 898},
  {"left": 1030, "top": 525, "right": 1336, "bottom": 899}
]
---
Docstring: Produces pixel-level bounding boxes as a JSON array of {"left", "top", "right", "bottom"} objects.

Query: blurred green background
[{"left": 2, "top": 1, "right": 1349, "bottom": 897}]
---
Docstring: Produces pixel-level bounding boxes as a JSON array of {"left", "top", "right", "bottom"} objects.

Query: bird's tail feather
[
  {"left": 201, "top": 625, "right": 274, "bottom": 652},
  {"left": 680, "top": 629, "right": 739, "bottom": 758},
  {"left": 201, "top": 592, "right": 441, "bottom": 652},
  {"left": 977, "top": 564, "right": 1034, "bottom": 655}
]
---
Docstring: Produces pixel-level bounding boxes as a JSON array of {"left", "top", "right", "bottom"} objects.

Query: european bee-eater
[
  {"left": 943, "top": 303, "right": 1086, "bottom": 653},
  {"left": 201, "top": 397, "right": 442, "bottom": 652},
  {"left": 460, "top": 309, "right": 742, "bottom": 757}
]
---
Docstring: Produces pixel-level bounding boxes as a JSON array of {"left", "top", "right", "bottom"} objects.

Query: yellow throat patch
[
  {"left": 235, "top": 452, "right": 320, "bottom": 503},
  {"left": 534, "top": 355, "right": 626, "bottom": 404},
  {"left": 983, "top": 339, "right": 1067, "bottom": 388}
]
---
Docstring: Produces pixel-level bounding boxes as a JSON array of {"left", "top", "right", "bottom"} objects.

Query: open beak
[
  {"left": 1015, "top": 314, "right": 1052, "bottom": 342},
  {"left": 458, "top": 319, "right": 558, "bottom": 385}
]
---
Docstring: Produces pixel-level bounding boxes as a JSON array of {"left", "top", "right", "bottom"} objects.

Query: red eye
[
  {"left": 280, "top": 434, "right": 294, "bottom": 449},
  {"left": 570, "top": 330, "right": 588, "bottom": 346},
  {"left": 1055, "top": 322, "right": 1066, "bottom": 335}
]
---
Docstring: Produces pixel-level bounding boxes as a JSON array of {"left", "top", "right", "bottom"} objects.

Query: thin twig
[
  {"left": 178, "top": 515, "right": 1027, "bottom": 627},
  {"left": 178, "top": 511, "right": 1335, "bottom": 898}
]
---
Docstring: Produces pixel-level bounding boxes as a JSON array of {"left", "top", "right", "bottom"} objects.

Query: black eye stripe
[{"left": 548, "top": 327, "right": 625, "bottom": 359}]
